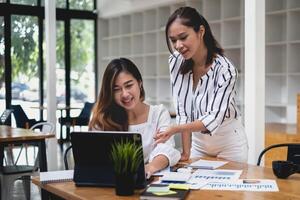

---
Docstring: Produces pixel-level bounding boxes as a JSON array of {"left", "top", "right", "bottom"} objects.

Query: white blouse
[
  {"left": 129, "top": 104, "right": 180, "bottom": 166},
  {"left": 169, "top": 52, "right": 241, "bottom": 136}
]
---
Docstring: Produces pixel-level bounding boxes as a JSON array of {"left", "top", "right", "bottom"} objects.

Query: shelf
[
  {"left": 131, "top": 35, "right": 143, "bottom": 55},
  {"left": 120, "top": 36, "right": 131, "bottom": 56},
  {"left": 287, "top": 43, "right": 300, "bottom": 73},
  {"left": 266, "top": 13, "right": 287, "bottom": 43},
  {"left": 186, "top": 0, "right": 202, "bottom": 10},
  {"left": 98, "top": 0, "right": 299, "bottom": 124},
  {"left": 210, "top": 23, "right": 221, "bottom": 43},
  {"left": 266, "top": 44, "right": 287, "bottom": 73},
  {"left": 266, "top": 0, "right": 286, "bottom": 12},
  {"left": 203, "top": 0, "right": 221, "bottom": 21},
  {"left": 108, "top": 38, "right": 120, "bottom": 57},
  {"left": 143, "top": 79, "right": 156, "bottom": 102},
  {"left": 120, "top": 15, "right": 131, "bottom": 35},
  {"left": 144, "top": 33, "right": 156, "bottom": 54},
  {"left": 144, "top": 10, "right": 156, "bottom": 32},
  {"left": 108, "top": 17, "right": 119, "bottom": 36},
  {"left": 158, "top": 31, "right": 168, "bottom": 53},
  {"left": 144, "top": 55, "right": 157, "bottom": 76},
  {"left": 288, "top": 76, "right": 300, "bottom": 104},
  {"left": 287, "top": 10, "right": 300, "bottom": 41},
  {"left": 265, "top": 103, "right": 287, "bottom": 107},
  {"left": 222, "top": 20, "right": 242, "bottom": 46},
  {"left": 130, "top": 57, "right": 143, "bottom": 74},
  {"left": 287, "top": 0, "right": 300, "bottom": 9},
  {"left": 131, "top": 12, "right": 143, "bottom": 33},
  {"left": 265, "top": 76, "right": 287, "bottom": 105},
  {"left": 157, "top": 6, "right": 170, "bottom": 30},
  {"left": 157, "top": 54, "right": 169, "bottom": 76},
  {"left": 157, "top": 79, "right": 172, "bottom": 102},
  {"left": 265, "top": 107, "right": 287, "bottom": 123},
  {"left": 225, "top": 48, "right": 241, "bottom": 70},
  {"left": 221, "top": 0, "right": 242, "bottom": 19}
]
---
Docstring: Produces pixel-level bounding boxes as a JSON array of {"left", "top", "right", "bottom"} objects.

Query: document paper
[
  {"left": 201, "top": 179, "right": 279, "bottom": 192},
  {"left": 188, "top": 169, "right": 242, "bottom": 189},
  {"left": 188, "top": 159, "right": 228, "bottom": 169}
]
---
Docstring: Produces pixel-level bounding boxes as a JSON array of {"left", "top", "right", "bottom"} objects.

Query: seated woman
[{"left": 89, "top": 58, "right": 180, "bottom": 177}]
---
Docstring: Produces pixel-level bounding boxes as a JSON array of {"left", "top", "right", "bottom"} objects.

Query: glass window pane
[
  {"left": 0, "top": 17, "right": 5, "bottom": 113},
  {"left": 70, "top": 19, "right": 95, "bottom": 110},
  {"left": 41, "top": 0, "right": 66, "bottom": 8},
  {"left": 10, "top": 0, "right": 37, "bottom": 6},
  {"left": 69, "top": 0, "right": 94, "bottom": 10},
  {"left": 56, "top": 21, "right": 66, "bottom": 106},
  {"left": 11, "top": 15, "right": 40, "bottom": 123},
  {"left": 43, "top": 21, "right": 66, "bottom": 107}
]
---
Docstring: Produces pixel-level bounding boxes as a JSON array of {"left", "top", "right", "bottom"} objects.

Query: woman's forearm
[
  {"left": 174, "top": 120, "right": 208, "bottom": 134},
  {"left": 145, "top": 155, "right": 169, "bottom": 176}
]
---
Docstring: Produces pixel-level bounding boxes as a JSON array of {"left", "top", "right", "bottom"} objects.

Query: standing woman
[
  {"left": 155, "top": 6, "right": 248, "bottom": 163},
  {"left": 89, "top": 58, "right": 180, "bottom": 177}
]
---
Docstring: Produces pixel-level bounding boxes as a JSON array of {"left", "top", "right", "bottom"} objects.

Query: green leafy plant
[{"left": 110, "top": 139, "right": 143, "bottom": 175}]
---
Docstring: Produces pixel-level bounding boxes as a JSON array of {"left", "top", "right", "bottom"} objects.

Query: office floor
[{"left": 10, "top": 142, "right": 73, "bottom": 200}]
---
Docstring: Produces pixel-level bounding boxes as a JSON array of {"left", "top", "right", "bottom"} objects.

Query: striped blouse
[{"left": 169, "top": 52, "right": 241, "bottom": 136}]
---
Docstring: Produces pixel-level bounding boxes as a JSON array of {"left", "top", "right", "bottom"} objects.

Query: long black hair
[{"left": 165, "top": 6, "right": 224, "bottom": 74}]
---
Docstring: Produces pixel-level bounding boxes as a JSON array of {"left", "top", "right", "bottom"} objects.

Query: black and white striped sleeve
[
  {"left": 169, "top": 53, "right": 190, "bottom": 125},
  {"left": 198, "top": 62, "right": 237, "bottom": 135}
]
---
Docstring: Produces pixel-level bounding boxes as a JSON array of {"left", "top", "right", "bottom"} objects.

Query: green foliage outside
[
  {"left": 110, "top": 139, "right": 143, "bottom": 175},
  {"left": 0, "top": 1, "right": 95, "bottom": 92}
]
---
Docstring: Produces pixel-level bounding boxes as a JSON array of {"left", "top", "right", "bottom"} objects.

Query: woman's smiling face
[{"left": 113, "top": 72, "right": 142, "bottom": 111}]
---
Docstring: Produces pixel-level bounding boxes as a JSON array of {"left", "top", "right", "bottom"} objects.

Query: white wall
[{"left": 98, "top": 0, "right": 184, "bottom": 18}]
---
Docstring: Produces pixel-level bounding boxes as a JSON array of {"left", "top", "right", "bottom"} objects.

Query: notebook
[
  {"left": 160, "top": 172, "right": 191, "bottom": 183},
  {"left": 140, "top": 184, "right": 190, "bottom": 200},
  {"left": 40, "top": 170, "right": 74, "bottom": 184},
  {"left": 71, "top": 131, "right": 147, "bottom": 189}
]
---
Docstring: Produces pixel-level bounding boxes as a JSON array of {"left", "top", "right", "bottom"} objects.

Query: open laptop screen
[{"left": 70, "top": 131, "right": 147, "bottom": 189}]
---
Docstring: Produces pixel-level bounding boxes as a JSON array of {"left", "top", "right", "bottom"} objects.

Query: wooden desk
[
  {"left": 265, "top": 123, "right": 300, "bottom": 167},
  {"left": 0, "top": 125, "right": 55, "bottom": 200},
  {"left": 32, "top": 159, "right": 300, "bottom": 200}
]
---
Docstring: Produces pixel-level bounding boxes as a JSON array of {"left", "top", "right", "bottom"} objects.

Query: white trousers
[{"left": 191, "top": 119, "right": 248, "bottom": 163}]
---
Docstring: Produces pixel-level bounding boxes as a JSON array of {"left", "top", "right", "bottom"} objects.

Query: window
[
  {"left": 0, "top": 17, "right": 5, "bottom": 113},
  {"left": 1, "top": 1, "right": 97, "bottom": 137},
  {"left": 70, "top": 19, "right": 95, "bottom": 105},
  {"left": 69, "top": 0, "right": 94, "bottom": 10},
  {"left": 11, "top": 15, "right": 40, "bottom": 119},
  {"left": 10, "top": 0, "right": 37, "bottom": 6}
]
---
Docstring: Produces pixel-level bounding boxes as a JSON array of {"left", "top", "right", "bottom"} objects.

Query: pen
[
  {"left": 188, "top": 166, "right": 214, "bottom": 170},
  {"left": 243, "top": 179, "right": 260, "bottom": 184}
]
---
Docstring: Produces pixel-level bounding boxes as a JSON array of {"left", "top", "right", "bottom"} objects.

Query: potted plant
[{"left": 110, "top": 139, "right": 143, "bottom": 196}]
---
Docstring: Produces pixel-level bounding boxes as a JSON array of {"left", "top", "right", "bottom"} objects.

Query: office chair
[
  {"left": 64, "top": 145, "right": 73, "bottom": 170},
  {"left": 0, "top": 109, "right": 13, "bottom": 125},
  {"left": 10, "top": 105, "right": 43, "bottom": 129},
  {"left": 0, "top": 122, "right": 55, "bottom": 200},
  {"left": 59, "top": 102, "right": 94, "bottom": 141},
  {"left": 13, "top": 122, "right": 55, "bottom": 165},
  {"left": 257, "top": 143, "right": 300, "bottom": 166}
]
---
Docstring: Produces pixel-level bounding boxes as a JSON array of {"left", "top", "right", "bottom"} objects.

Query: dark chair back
[
  {"left": 78, "top": 102, "right": 94, "bottom": 119},
  {"left": 10, "top": 105, "right": 30, "bottom": 128},
  {"left": 257, "top": 143, "right": 300, "bottom": 167},
  {"left": 287, "top": 144, "right": 300, "bottom": 165},
  {"left": 64, "top": 145, "right": 73, "bottom": 170}
]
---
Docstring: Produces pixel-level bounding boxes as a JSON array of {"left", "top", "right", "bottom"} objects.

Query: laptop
[{"left": 70, "top": 131, "right": 147, "bottom": 189}]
